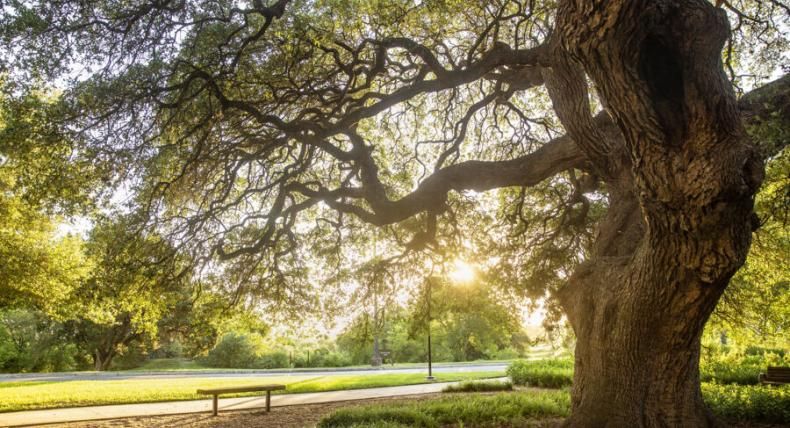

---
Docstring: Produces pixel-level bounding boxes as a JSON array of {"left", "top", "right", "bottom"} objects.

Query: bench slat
[{"left": 197, "top": 384, "right": 286, "bottom": 395}]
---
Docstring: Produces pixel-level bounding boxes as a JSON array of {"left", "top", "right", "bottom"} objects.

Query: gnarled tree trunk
[{"left": 545, "top": 1, "right": 764, "bottom": 426}]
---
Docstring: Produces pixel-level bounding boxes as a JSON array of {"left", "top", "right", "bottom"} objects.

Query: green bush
[
  {"left": 204, "top": 332, "right": 264, "bottom": 368},
  {"left": 110, "top": 343, "right": 149, "bottom": 370},
  {"left": 703, "top": 383, "right": 790, "bottom": 423},
  {"left": 318, "top": 351, "right": 353, "bottom": 367},
  {"left": 442, "top": 380, "right": 513, "bottom": 393},
  {"left": 0, "top": 325, "right": 14, "bottom": 369},
  {"left": 700, "top": 355, "right": 761, "bottom": 385},
  {"left": 700, "top": 348, "right": 790, "bottom": 385},
  {"left": 151, "top": 340, "right": 184, "bottom": 359},
  {"left": 0, "top": 310, "right": 89, "bottom": 373},
  {"left": 745, "top": 346, "right": 786, "bottom": 358},
  {"left": 293, "top": 349, "right": 353, "bottom": 368},
  {"left": 491, "top": 347, "right": 521, "bottom": 360},
  {"left": 507, "top": 358, "right": 573, "bottom": 388},
  {"left": 255, "top": 351, "right": 290, "bottom": 369}
]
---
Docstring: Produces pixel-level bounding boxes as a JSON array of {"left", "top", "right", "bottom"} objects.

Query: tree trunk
[
  {"left": 93, "top": 349, "right": 115, "bottom": 371},
  {"left": 371, "top": 335, "right": 382, "bottom": 366},
  {"left": 546, "top": 1, "right": 763, "bottom": 426}
]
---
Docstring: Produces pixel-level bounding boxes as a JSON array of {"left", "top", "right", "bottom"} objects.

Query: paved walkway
[{"left": 0, "top": 378, "right": 509, "bottom": 427}]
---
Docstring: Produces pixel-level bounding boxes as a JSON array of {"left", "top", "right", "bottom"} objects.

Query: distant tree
[
  {"left": 159, "top": 291, "right": 271, "bottom": 358},
  {"left": 68, "top": 217, "right": 192, "bottom": 370},
  {"left": 0, "top": 194, "right": 89, "bottom": 314},
  {"left": 0, "top": 90, "right": 95, "bottom": 315},
  {"left": 0, "top": 309, "right": 89, "bottom": 373},
  {"left": 409, "top": 276, "right": 528, "bottom": 361},
  {"left": 338, "top": 276, "right": 529, "bottom": 364}
]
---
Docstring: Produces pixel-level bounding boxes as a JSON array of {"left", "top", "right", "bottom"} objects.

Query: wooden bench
[
  {"left": 758, "top": 366, "right": 790, "bottom": 385},
  {"left": 196, "top": 384, "right": 286, "bottom": 416}
]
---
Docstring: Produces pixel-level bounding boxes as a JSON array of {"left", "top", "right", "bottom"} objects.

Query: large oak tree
[{"left": 2, "top": 0, "right": 789, "bottom": 425}]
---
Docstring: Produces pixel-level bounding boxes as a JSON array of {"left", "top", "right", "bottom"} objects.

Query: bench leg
[
  {"left": 212, "top": 394, "right": 218, "bottom": 416},
  {"left": 266, "top": 390, "right": 271, "bottom": 412}
]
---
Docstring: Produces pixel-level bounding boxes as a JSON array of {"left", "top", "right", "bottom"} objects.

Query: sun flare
[{"left": 449, "top": 260, "right": 476, "bottom": 284}]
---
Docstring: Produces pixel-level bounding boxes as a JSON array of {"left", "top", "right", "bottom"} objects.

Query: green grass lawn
[{"left": 0, "top": 371, "right": 504, "bottom": 413}]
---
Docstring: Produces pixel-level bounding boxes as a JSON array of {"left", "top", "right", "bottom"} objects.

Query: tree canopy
[{"left": 0, "top": 1, "right": 786, "bottom": 304}]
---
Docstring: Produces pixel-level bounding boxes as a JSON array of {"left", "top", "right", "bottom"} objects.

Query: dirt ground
[
  {"left": 51, "top": 393, "right": 788, "bottom": 428},
  {"left": 56, "top": 393, "right": 449, "bottom": 428}
]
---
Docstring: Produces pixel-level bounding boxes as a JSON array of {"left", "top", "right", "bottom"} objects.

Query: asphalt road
[{"left": 0, "top": 362, "right": 508, "bottom": 383}]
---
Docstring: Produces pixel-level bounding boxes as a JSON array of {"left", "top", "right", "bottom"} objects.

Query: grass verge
[{"left": 0, "top": 371, "right": 503, "bottom": 412}]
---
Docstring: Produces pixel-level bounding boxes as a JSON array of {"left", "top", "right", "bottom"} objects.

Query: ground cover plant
[
  {"left": 0, "top": 371, "right": 503, "bottom": 412},
  {"left": 702, "top": 383, "right": 790, "bottom": 424},
  {"left": 699, "top": 348, "right": 790, "bottom": 386},
  {"left": 506, "top": 358, "right": 573, "bottom": 388},
  {"left": 318, "top": 391, "right": 571, "bottom": 428},
  {"left": 321, "top": 385, "right": 790, "bottom": 426},
  {"left": 442, "top": 380, "right": 513, "bottom": 393}
]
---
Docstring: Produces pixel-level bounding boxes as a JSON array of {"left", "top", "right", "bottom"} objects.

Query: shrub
[
  {"left": 255, "top": 351, "right": 290, "bottom": 369},
  {"left": 700, "top": 355, "right": 762, "bottom": 385},
  {"left": 319, "top": 407, "right": 438, "bottom": 428},
  {"left": 507, "top": 358, "right": 573, "bottom": 388},
  {"left": 491, "top": 347, "right": 521, "bottom": 360},
  {"left": 319, "top": 351, "right": 353, "bottom": 368},
  {"left": 110, "top": 343, "right": 149, "bottom": 370},
  {"left": 745, "top": 346, "right": 786, "bottom": 358},
  {"left": 700, "top": 348, "right": 790, "bottom": 385},
  {"left": 204, "top": 332, "right": 265, "bottom": 368},
  {"left": 346, "top": 423, "right": 413, "bottom": 428},
  {"left": 293, "top": 349, "right": 353, "bottom": 368},
  {"left": 0, "top": 330, "right": 14, "bottom": 369},
  {"left": 443, "top": 380, "right": 513, "bottom": 393},
  {"left": 0, "top": 309, "right": 90, "bottom": 373},
  {"left": 151, "top": 340, "right": 184, "bottom": 359},
  {"left": 703, "top": 383, "right": 790, "bottom": 424}
]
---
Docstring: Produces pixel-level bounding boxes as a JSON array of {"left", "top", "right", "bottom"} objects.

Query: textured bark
[{"left": 545, "top": 1, "right": 764, "bottom": 426}]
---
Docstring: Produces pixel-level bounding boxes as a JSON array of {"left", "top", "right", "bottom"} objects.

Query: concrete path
[
  {"left": 0, "top": 362, "right": 508, "bottom": 383},
  {"left": 0, "top": 377, "right": 509, "bottom": 427}
]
